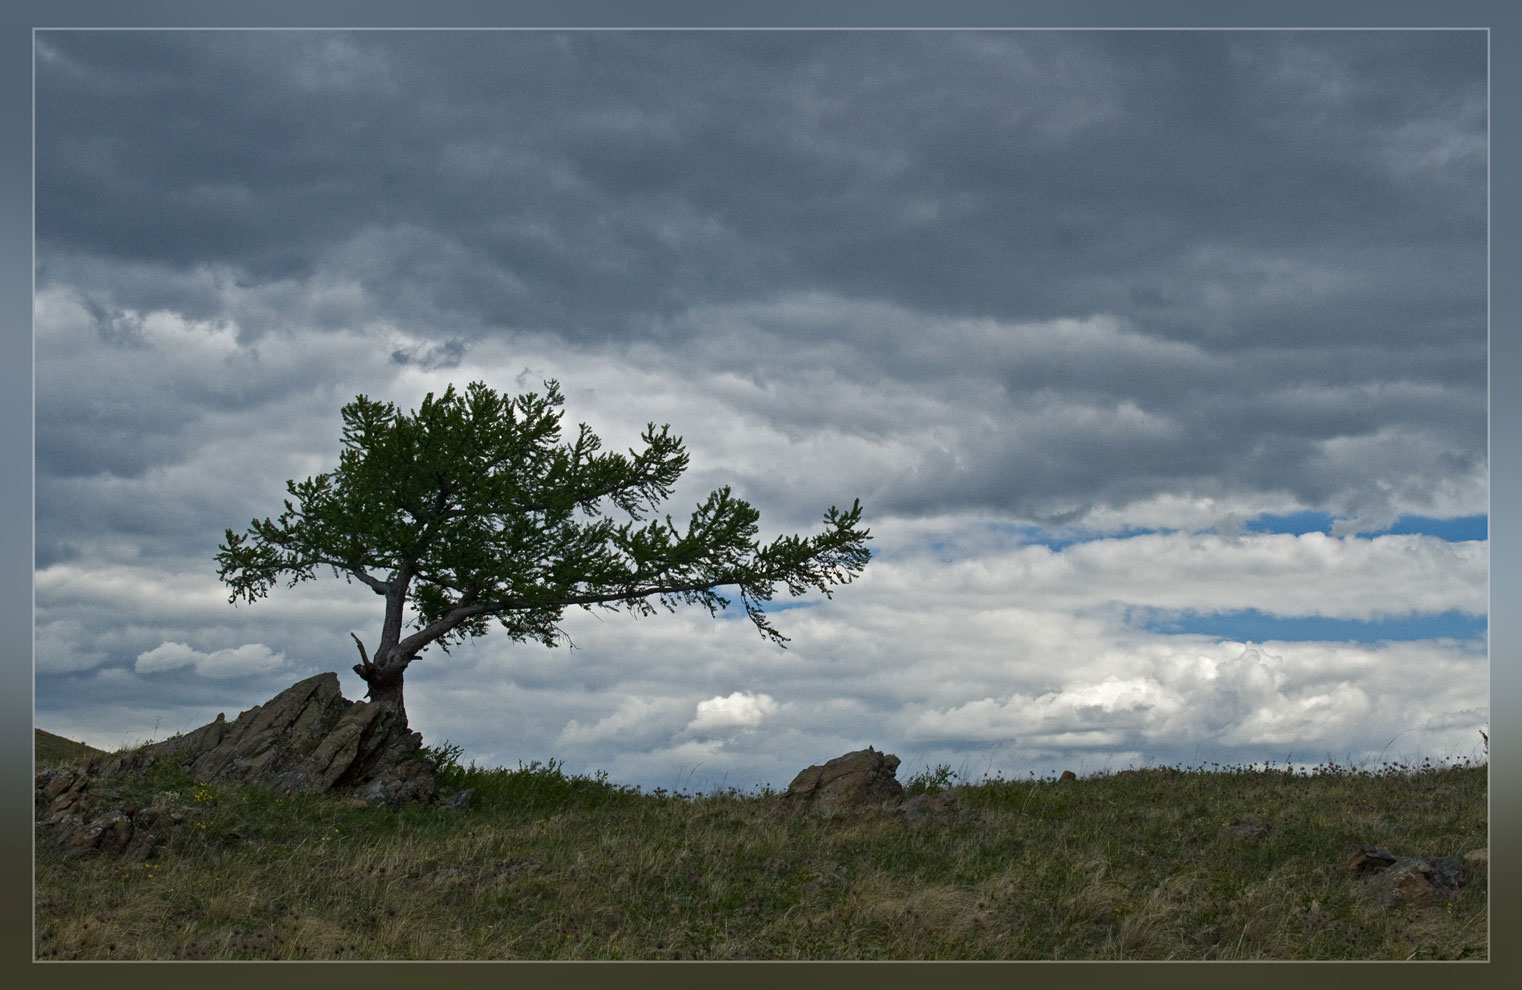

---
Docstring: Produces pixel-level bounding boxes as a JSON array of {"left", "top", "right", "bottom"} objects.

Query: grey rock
[
  {"left": 1344, "top": 843, "right": 1467, "bottom": 908},
  {"left": 777, "top": 747, "right": 903, "bottom": 815},
  {"left": 144, "top": 672, "right": 435, "bottom": 805},
  {"left": 442, "top": 788, "right": 476, "bottom": 811}
]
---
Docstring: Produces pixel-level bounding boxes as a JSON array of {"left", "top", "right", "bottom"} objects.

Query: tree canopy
[{"left": 216, "top": 380, "right": 870, "bottom": 718}]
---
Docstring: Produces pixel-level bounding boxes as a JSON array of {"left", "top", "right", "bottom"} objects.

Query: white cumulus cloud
[{"left": 687, "top": 691, "right": 781, "bottom": 735}]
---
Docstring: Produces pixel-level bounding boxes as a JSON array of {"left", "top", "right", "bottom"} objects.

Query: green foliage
[
  {"left": 464, "top": 759, "right": 632, "bottom": 814},
  {"left": 903, "top": 763, "right": 961, "bottom": 796},
  {"left": 420, "top": 740, "right": 468, "bottom": 789},
  {"left": 216, "top": 380, "right": 870, "bottom": 679},
  {"left": 421, "top": 744, "right": 635, "bottom": 814}
]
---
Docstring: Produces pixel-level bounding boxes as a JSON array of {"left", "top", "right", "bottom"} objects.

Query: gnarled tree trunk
[{"left": 350, "top": 633, "right": 413, "bottom": 720}]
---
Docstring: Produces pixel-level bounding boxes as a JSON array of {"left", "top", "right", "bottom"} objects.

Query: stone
[
  {"left": 776, "top": 747, "right": 903, "bottom": 815},
  {"left": 1343, "top": 844, "right": 1466, "bottom": 908},
  {"left": 442, "top": 788, "right": 476, "bottom": 811},
  {"left": 1058, "top": 770, "right": 1077, "bottom": 783},
  {"left": 890, "top": 787, "right": 960, "bottom": 825}
]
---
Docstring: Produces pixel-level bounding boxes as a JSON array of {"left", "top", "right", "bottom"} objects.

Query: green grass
[
  {"left": 34, "top": 729, "right": 107, "bottom": 766},
  {"left": 34, "top": 739, "right": 1488, "bottom": 960}
]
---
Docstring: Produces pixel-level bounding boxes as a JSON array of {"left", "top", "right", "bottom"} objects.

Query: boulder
[
  {"left": 777, "top": 747, "right": 904, "bottom": 815},
  {"left": 1343, "top": 844, "right": 1466, "bottom": 908}
]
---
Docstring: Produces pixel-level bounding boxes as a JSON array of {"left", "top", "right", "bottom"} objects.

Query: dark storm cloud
[
  {"left": 34, "top": 28, "right": 1486, "bottom": 527},
  {"left": 37, "top": 30, "right": 1483, "bottom": 338}
]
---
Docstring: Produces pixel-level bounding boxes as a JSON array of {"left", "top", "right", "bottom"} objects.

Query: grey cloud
[
  {"left": 36, "top": 31, "right": 1484, "bottom": 342},
  {"left": 34, "top": 29, "right": 1486, "bottom": 522},
  {"left": 391, "top": 338, "right": 466, "bottom": 370}
]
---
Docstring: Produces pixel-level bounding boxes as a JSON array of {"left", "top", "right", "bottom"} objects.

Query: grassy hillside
[
  {"left": 34, "top": 728, "right": 107, "bottom": 767},
  {"left": 34, "top": 742, "right": 1487, "bottom": 960}
]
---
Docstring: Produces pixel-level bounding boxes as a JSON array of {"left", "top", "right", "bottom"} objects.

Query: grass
[
  {"left": 34, "top": 729, "right": 107, "bottom": 766},
  {"left": 34, "top": 734, "right": 1488, "bottom": 960}
]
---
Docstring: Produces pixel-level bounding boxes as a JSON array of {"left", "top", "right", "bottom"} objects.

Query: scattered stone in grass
[
  {"left": 442, "top": 788, "right": 475, "bottom": 810},
  {"left": 1058, "top": 770, "right": 1077, "bottom": 783},
  {"left": 1223, "top": 815, "right": 1270, "bottom": 844},
  {"left": 1343, "top": 844, "right": 1466, "bottom": 908},
  {"left": 890, "top": 787, "right": 961, "bottom": 825}
]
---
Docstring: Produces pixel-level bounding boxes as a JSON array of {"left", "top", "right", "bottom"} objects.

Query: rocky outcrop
[
  {"left": 36, "top": 673, "right": 438, "bottom": 859},
  {"left": 144, "top": 672, "right": 435, "bottom": 807},
  {"left": 776, "top": 747, "right": 905, "bottom": 815},
  {"left": 36, "top": 755, "right": 193, "bottom": 860}
]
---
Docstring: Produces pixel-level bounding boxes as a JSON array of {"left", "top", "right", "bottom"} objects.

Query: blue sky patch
[
  {"left": 1141, "top": 608, "right": 1487, "bottom": 644},
  {"left": 996, "top": 523, "right": 1161, "bottom": 551},
  {"left": 1377, "top": 515, "right": 1488, "bottom": 541},
  {"left": 1243, "top": 511, "right": 1335, "bottom": 536},
  {"left": 1244, "top": 512, "right": 1487, "bottom": 541}
]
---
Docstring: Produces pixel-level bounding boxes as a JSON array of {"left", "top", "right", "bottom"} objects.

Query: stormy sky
[{"left": 33, "top": 29, "right": 1488, "bottom": 791}]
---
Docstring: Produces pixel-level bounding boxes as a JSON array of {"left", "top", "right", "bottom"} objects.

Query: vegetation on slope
[{"left": 34, "top": 738, "right": 1487, "bottom": 960}]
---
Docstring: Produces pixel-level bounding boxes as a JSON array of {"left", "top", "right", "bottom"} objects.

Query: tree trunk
[
  {"left": 360, "top": 661, "right": 408, "bottom": 717},
  {"left": 351, "top": 633, "right": 412, "bottom": 722}
]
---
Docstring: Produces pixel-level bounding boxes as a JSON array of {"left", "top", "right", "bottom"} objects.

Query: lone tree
[{"left": 216, "top": 380, "right": 870, "bottom": 724}]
